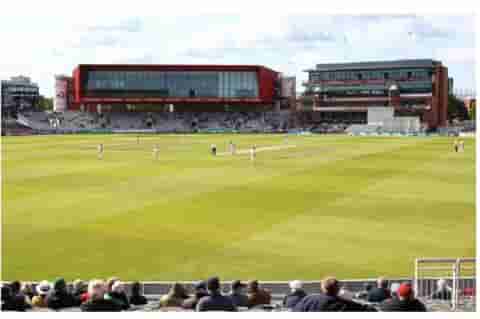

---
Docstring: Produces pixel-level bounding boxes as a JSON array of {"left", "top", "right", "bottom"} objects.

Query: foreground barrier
[{"left": 414, "top": 258, "right": 476, "bottom": 311}]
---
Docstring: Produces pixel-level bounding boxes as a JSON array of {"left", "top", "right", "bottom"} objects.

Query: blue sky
[{"left": 0, "top": 14, "right": 475, "bottom": 97}]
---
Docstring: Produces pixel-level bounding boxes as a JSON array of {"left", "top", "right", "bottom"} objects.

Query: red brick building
[{"left": 300, "top": 59, "right": 449, "bottom": 129}]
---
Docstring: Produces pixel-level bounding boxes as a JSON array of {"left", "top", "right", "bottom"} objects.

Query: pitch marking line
[{"left": 217, "top": 144, "right": 297, "bottom": 156}]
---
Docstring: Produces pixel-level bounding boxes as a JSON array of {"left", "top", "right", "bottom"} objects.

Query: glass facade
[
  {"left": 83, "top": 70, "right": 259, "bottom": 98},
  {"left": 309, "top": 68, "right": 431, "bottom": 82}
]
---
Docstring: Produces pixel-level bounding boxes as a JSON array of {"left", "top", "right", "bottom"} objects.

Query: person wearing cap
[
  {"left": 196, "top": 277, "right": 236, "bottom": 311},
  {"left": 129, "top": 282, "right": 148, "bottom": 306},
  {"left": 32, "top": 281, "right": 52, "bottom": 308},
  {"left": 229, "top": 280, "right": 249, "bottom": 308},
  {"left": 247, "top": 280, "right": 271, "bottom": 308},
  {"left": 182, "top": 281, "right": 209, "bottom": 310},
  {"left": 367, "top": 277, "right": 391, "bottom": 303},
  {"left": 283, "top": 280, "right": 307, "bottom": 309},
  {"left": 159, "top": 282, "right": 189, "bottom": 308},
  {"left": 293, "top": 277, "right": 376, "bottom": 312},
  {"left": 81, "top": 279, "right": 123, "bottom": 312},
  {"left": 46, "top": 278, "right": 77, "bottom": 310},
  {"left": 380, "top": 283, "right": 426, "bottom": 312}
]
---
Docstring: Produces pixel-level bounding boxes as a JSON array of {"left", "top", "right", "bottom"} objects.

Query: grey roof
[{"left": 306, "top": 59, "right": 441, "bottom": 72}]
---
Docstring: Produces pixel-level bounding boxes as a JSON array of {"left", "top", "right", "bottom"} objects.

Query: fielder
[
  {"left": 153, "top": 144, "right": 160, "bottom": 160},
  {"left": 459, "top": 139, "right": 465, "bottom": 152},
  {"left": 250, "top": 145, "right": 256, "bottom": 161},
  {"left": 453, "top": 139, "right": 459, "bottom": 153},
  {"left": 211, "top": 144, "right": 217, "bottom": 156},
  {"left": 97, "top": 143, "right": 104, "bottom": 160},
  {"left": 229, "top": 141, "right": 236, "bottom": 155}
]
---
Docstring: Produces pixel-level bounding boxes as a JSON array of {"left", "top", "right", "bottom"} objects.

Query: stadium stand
[{"left": 1, "top": 274, "right": 475, "bottom": 312}]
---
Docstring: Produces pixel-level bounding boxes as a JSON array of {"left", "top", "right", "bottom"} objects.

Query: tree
[
  {"left": 447, "top": 94, "right": 468, "bottom": 121},
  {"left": 38, "top": 95, "right": 53, "bottom": 111},
  {"left": 468, "top": 100, "right": 476, "bottom": 121}
]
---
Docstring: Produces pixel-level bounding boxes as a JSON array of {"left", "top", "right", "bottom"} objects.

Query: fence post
[
  {"left": 451, "top": 259, "right": 459, "bottom": 311},
  {"left": 414, "top": 258, "right": 419, "bottom": 298}
]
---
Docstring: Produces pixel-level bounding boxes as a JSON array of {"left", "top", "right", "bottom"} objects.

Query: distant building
[
  {"left": 448, "top": 77, "right": 454, "bottom": 95},
  {"left": 1, "top": 76, "right": 39, "bottom": 115},
  {"left": 66, "top": 64, "right": 281, "bottom": 112},
  {"left": 300, "top": 59, "right": 449, "bottom": 129}
]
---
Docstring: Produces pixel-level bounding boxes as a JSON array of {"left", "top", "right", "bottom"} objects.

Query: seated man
[
  {"left": 283, "top": 280, "right": 307, "bottom": 309},
  {"left": 293, "top": 277, "right": 376, "bottom": 312},
  {"left": 430, "top": 279, "right": 452, "bottom": 300},
  {"left": 2, "top": 284, "right": 31, "bottom": 312},
  {"left": 46, "top": 278, "right": 77, "bottom": 310},
  {"left": 367, "top": 277, "right": 391, "bottom": 303},
  {"left": 182, "top": 281, "right": 208, "bottom": 310},
  {"left": 229, "top": 280, "right": 249, "bottom": 308},
  {"left": 247, "top": 280, "right": 271, "bottom": 308},
  {"left": 81, "top": 280, "right": 123, "bottom": 312},
  {"left": 129, "top": 282, "right": 148, "bottom": 306},
  {"left": 159, "top": 283, "right": 189, "bottom": 308},
  {"left": 196, "top": 277, "right": 236, "bottom": 312},
  {"left": 380, "top": 283, "right": 426, "bottom": 312}
]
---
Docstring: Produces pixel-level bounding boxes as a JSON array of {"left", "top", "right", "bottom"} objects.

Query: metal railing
[{"left": 414, "top": 257, "right": 476, "bottom": 311}]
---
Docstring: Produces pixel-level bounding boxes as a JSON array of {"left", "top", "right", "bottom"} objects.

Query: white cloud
[{"left": 0, "top": 13, "right": 475, "bottom": 97}]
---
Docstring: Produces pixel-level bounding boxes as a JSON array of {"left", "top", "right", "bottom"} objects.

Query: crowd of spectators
[{"left": 1, "top": 276, "right": 437, "bottom": 312}]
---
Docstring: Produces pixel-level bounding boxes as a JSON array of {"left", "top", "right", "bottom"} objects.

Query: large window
[{"left": 84, "top": 70, "right": 259, "bottom": 98}]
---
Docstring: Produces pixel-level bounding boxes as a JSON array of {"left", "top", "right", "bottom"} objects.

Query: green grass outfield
[{"left": 1, "top": 134, "right": 475, "bottom": 281}]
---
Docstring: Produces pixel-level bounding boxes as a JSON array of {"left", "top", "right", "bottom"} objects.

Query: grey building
[{"left": 1, "top": 76, "right": 39, "bottom": 115}]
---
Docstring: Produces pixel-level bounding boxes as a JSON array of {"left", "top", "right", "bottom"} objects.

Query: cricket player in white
[
  {"left": 153, "top": 144, "right": 159, "bottom": 160},
  {"left": 229, "top": 141, "right": 235, "bottom": 155},
  {"left": 250, "top": 145, "right": 256, "bottom": 161},
  {"left": 97, "top": 143, "right": 104, "bottom": 160}
]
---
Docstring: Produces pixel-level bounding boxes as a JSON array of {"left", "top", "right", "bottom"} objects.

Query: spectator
[
  {"left": 21, "top": 282, "right": 35, "bottom": 302},
  {"left": 196, "top": 277, "right": 236, "bottom": 312},
  {"left": 293, "top": 277, "right": 376, "bottom": 312},
  {"left": 229, "top": 280, "right": 249, "bottom": 308},
  {"left": 390, "top": 283, "right": 401, "bottom": 299},
  {"left": 247, "top": 280, "right": 271, "bottom": 308},
  {"left": 31, "top": 281, "right": 52, "bottom": 308},
  {"left": 10, "top": 281, "right": 22, "bottom": 297},
  {"left": 430, "top": 279, "right": 452, "bottom": 300},
  {"left": 182, "top": 281, "right": 209, "bottom": 310},
  {"left": 46, "top": 278, "right": 77, "bottom": 310},
  {"left": 367, "top": 277, "right": 391, "bottom": 303},
  {"left": 4, "top": 281, "right": 31, "bottom": 311},
  {"left": 106, "top": 277, "right": 119, "bottom": 294},
  {"left": 380, "top": 283, "right": 426, "bottom": 312},
  {"left": 159, "top": 282, "right": 189, "bottom": 307},
  {"left": 355, "top": 283, "right": 373, "bottom": 300},
  {"left": 2, "top": 284, "right": 28, "bottom": 311},
  {"left": 108, "top": 281, "right": 130, "bottom": 310},
  {"left": 129, "top": 282, "right": 148, "bottom": 306},
  {"left": 283, "top": 280, "right": 307, "bottom": 309},
  {"left": 72, "top": 279, "right": 87, "bottom": 300},
  {"left": 81, "top": 280, "right": 123, "bottom": 312}
]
